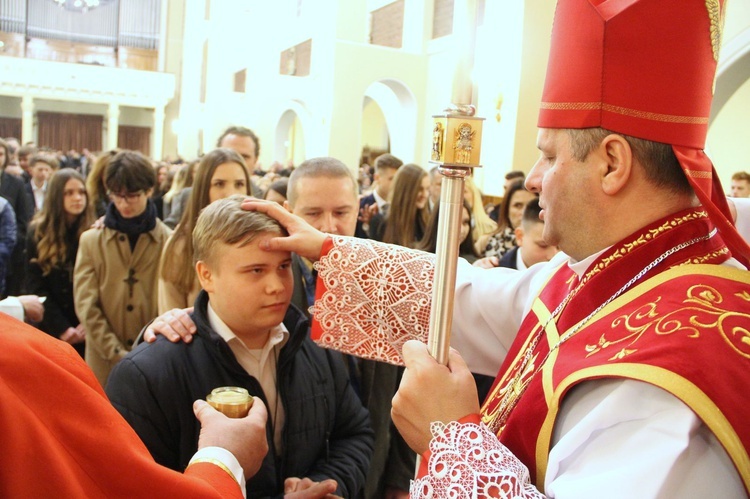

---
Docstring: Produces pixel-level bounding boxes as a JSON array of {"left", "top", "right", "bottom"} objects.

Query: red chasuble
[
  {"left": 311, "top": 207, "right": 750, "bottom": 495},
  {"left": 0, "top": 314, "right": 243, "bottom": 498},
  {"left": 481, "top": 208, "right": 750, "bottom": 492}
]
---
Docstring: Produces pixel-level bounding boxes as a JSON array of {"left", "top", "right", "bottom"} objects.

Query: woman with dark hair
[
  {"left": 370, "top": 163, "right": 430, "bottom": 247},
  {"left": 417, "top": 200, "right": 479, "bottom": 263},
  {"left": 477, "top": 178, "right": 537, "bottom": 258},
  {"left": 264, "top": 177, "right": 289, "bottom": 205},
  {"left": 158, "top": 148, "right": 250, "bottom": 313},
  {"left": 26, "top": 169, "right": 94, "bottom": 357},
  {"left": 74, "top": 150, "right": 171, "bottom": 385}
]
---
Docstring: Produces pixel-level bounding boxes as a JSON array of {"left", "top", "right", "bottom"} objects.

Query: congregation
[{"left": 0, "top": 125, "right": 550, "bottom": 498}]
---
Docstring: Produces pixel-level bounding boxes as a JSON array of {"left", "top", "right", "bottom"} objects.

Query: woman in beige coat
[{"left": 74, "top": 151, "right": 171, "bottom": 386}]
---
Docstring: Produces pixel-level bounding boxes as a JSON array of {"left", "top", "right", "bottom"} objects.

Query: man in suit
[{"left": 356, "top": 153, "right": 403, "bottom": 238}]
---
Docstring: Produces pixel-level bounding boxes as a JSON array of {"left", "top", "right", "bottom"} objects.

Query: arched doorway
[
  {"left": 361, "top": 79, "right": 417, "bottom": 165},
  {"left": 275, "top": 101, "right": 313, "bottom": 168}
]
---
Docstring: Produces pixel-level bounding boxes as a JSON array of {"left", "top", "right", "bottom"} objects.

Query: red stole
[{"left": 480, "top": 207, "right": 750, "bottom": 493}]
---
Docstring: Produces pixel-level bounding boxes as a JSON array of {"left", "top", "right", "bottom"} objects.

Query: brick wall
[{"left": 370, "top": 0, "right": 404, "bottom": 48}]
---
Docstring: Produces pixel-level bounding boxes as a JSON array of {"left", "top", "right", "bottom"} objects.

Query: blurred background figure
[
  {"left": 26, "top": 153, "right": 59, "bottom": 213},
  {"left": 86, "top": 151, "right": 118, "bottom": 218},
  {"left": 478, "top": 179, "right": 537, "bottom": 259},
  {"left": 730, "top": 171, "right": 750, "bottom": 198},
  {"left": 26, "top": 169, "right": 94, "bottom": 357},
  {"left": 264, "top": 177, "right": 289, "bottom": 205},
  {"left": 497, "top": 198, "right": 557, "bottom": 270},
  {"left": 74, "top": 150, "right": 171, "bottom": 386},
  {"left": 158, "top": 148, "right": 250, "bottom": 313}
]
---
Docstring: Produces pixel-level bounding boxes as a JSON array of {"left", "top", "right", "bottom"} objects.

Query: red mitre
[{"left": 537, "top": 0, "right": 750, "bottom": 267}]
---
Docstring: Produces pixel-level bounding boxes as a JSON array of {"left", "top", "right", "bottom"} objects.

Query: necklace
[{"left": 486, "top": 229, "right": 716, "bottom": 434}]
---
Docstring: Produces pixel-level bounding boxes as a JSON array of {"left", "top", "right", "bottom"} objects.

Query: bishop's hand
[{"left": 391, "top": 340, "right": 480, "bottom": 455}]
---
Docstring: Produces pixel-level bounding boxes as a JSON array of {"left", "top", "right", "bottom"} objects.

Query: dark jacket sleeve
[
  {"left": 24, "top": 228, "right": 73, "bottom": 336},
  {"left": 105, "top": 351, "right": 181, "bottom": 469},
  {"left": 0, "top": 203, "right": 16, "bottom": 264},
  {"left": 305, "top": 349, "right": 374, "bottom": 497}
]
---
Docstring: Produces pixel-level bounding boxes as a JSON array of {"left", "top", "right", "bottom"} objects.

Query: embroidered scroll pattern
[
  {"left": 585, "top": 284, "right": 750, "bottom": 361},
  {"left": 314, "top": 236, "right": 435, "bottom": 365},
  {"left": 412, "top": 421, "right": 544, "bottom": 498}
]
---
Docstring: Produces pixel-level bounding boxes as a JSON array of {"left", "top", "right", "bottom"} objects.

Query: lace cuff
[
  {"left": 411, "top": 420, "right": 545, "bottom": 498},
  {"left": 311, "top": 236, "right": 435, "bottom": 365}
]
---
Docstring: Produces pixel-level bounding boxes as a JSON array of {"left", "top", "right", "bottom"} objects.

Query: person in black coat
[
  {"left": 106, "top": 196, "right": 372, "bottom": 498},
  {"left": 0, "top": 138, "right": 34, "bottom": 297},
  {"left": 25, "top": 169, "right": 94, "bottom": 357}
]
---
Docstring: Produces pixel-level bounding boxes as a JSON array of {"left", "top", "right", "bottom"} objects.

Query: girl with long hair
[
  {"left": 417, "top": 200, "right": 479, "bottom": 263},
  {"left": 463, "top": 176, "right": 497, "bottom": 245},
  {"left": 158, "top": 148, "right": 250, "bottom": 313},
  {"left": 477, "top": 179, "right": 537, "bottom": 258},
  {"left": 370, "top": 163, "right": 430, "bottom": 247},
  {"left": 26, "top": 169, "right": 94, "bottom": 356}
]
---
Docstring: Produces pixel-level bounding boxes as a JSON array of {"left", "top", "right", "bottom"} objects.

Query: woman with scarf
[{"left": 74, "top": 150, "right": 171, "bottom": 386}]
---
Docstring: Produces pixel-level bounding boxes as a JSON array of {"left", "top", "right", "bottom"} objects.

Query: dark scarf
[{"left": 104, "top": 199, "right": 157, "bottom": 250}]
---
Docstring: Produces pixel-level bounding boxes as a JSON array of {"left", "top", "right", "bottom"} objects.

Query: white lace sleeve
[
  {"left": 412, "top": 421, "right": 545, "bottom": 498},
  {"left": 312, "top": 236, "right": 435, "bottom": 365}
]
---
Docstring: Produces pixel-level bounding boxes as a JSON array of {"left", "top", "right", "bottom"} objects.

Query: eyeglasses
[{"left": 108, "top": 190, "right": 145, "bottom": 203}]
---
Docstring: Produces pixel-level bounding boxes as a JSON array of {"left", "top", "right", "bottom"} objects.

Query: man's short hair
[
  {"left": 521, "top": 198, "right": 543, "bottom": 230},
  {"left": 105, "top": 150, "right": 157, "bottom": 194},
  {"left": 216, "top": 126, "right": 260, "bottom": 157},
  {"left": 3, "top": 137, "right": 19, "bottom": 155},
  {"left": 18, "top": 145, "right": 37, "bottom": 158},
  {"left": 731, "top": 171, "right": 750, "bottom": 182},
  {"left": 504, "top": 170, "right": 525, "bottom": 181},
  {"left": 373, "top": 153, "right": 403, "bottom": 172},
  {"left": 287, "top": 157, "right": 357, "bottom": 207},
  {"left": 566, "top": 128, "right": 693, "bottom": 196},
  {"left": 193, "top": 194, "right": 286, "bottom": 265},
  {"left": 29, "top": 153, "right": 60, "bottom": 170}
]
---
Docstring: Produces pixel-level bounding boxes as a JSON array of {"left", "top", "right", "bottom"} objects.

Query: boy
[
  {"left": 498, "top": 198, "right": 557, "bottom": 269},
  {"left": 26, "top": 153, "right": 59, "bottom": 212},
  {"left": 106, "top": 195, "right": 372, "bottom": 498}
]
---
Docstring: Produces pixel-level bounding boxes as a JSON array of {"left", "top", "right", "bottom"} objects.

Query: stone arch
[{"left": 362, "top": 79, "right": 418, "bottom": 162}]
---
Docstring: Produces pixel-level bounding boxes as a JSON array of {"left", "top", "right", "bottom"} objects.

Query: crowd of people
[{"left": 2, "top": 0, "right": 750, "bottom": 496}]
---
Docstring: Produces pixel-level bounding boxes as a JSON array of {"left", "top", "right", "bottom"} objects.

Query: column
[
  {"left": 20, "top": 95, "right": 34, "bottom": 144},
  {"left": 151, "top": 105, "right": 165, "bottom": 160},
  {"left": 107, "top": 102, "right": 120, "bottom": 150}
]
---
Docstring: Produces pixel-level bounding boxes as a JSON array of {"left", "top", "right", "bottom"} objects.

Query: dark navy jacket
[{"left": 106, "top": 291, "right": 373, "bottom": 498}]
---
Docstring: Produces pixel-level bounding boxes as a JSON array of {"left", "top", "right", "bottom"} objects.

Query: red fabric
[
  {"left": 0, "top": 314, "right": 243, "bottom": 499},
  {"left": 480, "top": 209, "right": 750, "bottom": 491},
  {"left": 538, "top": 0, "right": 718, "bottom": 148}
]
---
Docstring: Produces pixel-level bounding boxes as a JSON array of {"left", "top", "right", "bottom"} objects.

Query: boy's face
[
  {"left": 196, "top": 234, "right": 293, "bottom": 347},
  {"left": 516, "top": 222, "right": 557, "bottom": 267},
  {"left": 31, "top": 162, "right": 53, "bottom": 183}
]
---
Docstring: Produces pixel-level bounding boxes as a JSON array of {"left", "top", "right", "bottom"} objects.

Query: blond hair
[{"left": 193, "top": 195, "right": 286, "bottom": 265}]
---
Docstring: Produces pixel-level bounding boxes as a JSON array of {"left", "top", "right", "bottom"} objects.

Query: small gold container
[{"left": 206, "top": 386, "right": 253, "bottom": 418}]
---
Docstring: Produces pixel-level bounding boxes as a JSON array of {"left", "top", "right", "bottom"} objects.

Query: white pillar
[
  {"left": 107, "top": 102, "right": 120, "bottom": 150},
  {"left": 152, "top": 105, "right": 165, "bottom": 160},
  {"left": 21, "top": 95, "right": 34, "bottom": 144}
]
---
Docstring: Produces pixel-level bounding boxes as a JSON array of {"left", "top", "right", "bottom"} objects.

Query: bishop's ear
[{"left": 599, "top": 134, "right": 633, "bottom": 196}]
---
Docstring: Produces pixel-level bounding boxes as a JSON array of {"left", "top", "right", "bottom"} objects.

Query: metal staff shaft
[{"left": 427, "top": 167, "right": 470, "bottom": 365}]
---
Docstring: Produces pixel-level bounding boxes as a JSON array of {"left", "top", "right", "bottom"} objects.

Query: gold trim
[
  {"left": 684, "top": 169, "right": 713, "bottom": 179},
  {"left": 583, "top": 265, "right": 750, "bottom": 330},
  {"left": 531, "top": 299, "right": 559, "bottom": 403},
  {"left": 186, "top": 457, "right": 238, "bottom": 484},
  {"left": 535, "top": 363, "right": 750, "bottom": 492},
  {"left": 539, "top": 101, "right": 709, "bottom": 125}
]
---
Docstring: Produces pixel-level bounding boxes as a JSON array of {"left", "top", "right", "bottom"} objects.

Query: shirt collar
[
  {"left": 567, "top": 247, "right": 609, "bottom": 279},
  {"left": 207, "top": 302, "right": 289, "bottom": 354}
]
